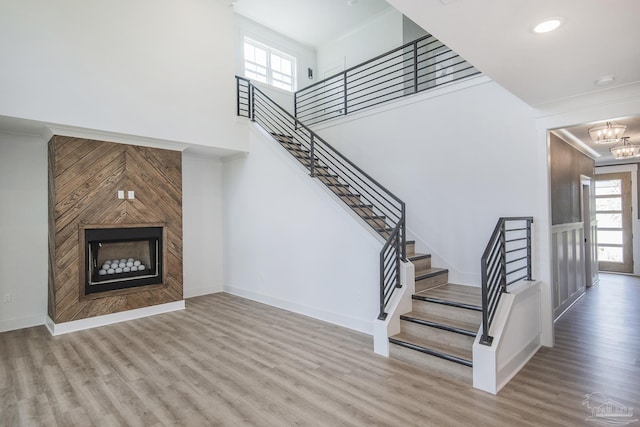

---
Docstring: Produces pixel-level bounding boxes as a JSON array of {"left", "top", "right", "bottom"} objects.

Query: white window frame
[{"left": 243, "top": 37, "right": 297, "bottom": 92}]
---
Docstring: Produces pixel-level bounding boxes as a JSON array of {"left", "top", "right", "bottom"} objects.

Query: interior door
[{"left": 595, "top": 172, "right": 633, "bottom": 273}]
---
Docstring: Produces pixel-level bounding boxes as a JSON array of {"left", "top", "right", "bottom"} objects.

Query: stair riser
[
  {"left": 339, "top": 195, "right": 361, "bottom": 205},
  {"left": 317, "top": 175, "right": 341, "bottom": 185},
  {"left": 415, "top": 272, "right": 448, "bottom": 293},
  {"left": 411, "top": 300, "right": 482, "bottom": 324},
  {"left": 350, "top": 206, "right": 376, "bottom": 217},
  {"left": 400, "top": 320, "right": 476, "bottom": 351},
  {"left": 280, "top": 141, "right": 300, "bottom": 149},
  {"left": 329, "top": 186, "right": 354, "bottom": 197},
  {"left": 291, "top": 150, "right": 312, "bottom": 160},
  {"left": 389, "top": 343, "right": 472, "bottom": 384},
  {"left": 274, "top": 136, "right": 294, "bottom": 144},
  {"left": 406, "top": 242, "right": 415, "bottom": 257},
  {"left": 411, "top": 257, "right": 432, "bottom": 274},
  {"left": 298, "top": 158, "right": 321, "bottom": 168},
  {"left": 364, "top": 218, "right": 387, "bottom": 229}
]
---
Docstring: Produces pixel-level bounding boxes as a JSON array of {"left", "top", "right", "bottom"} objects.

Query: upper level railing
[
  {"left": 480, "top": 217, "right": 533, "bottom": 345},
  {"left": 294, "top": 33, "right": 480, "bottom": 126},
  {"left": 236, "top": 76, "right": 406, "bottom": 320}
]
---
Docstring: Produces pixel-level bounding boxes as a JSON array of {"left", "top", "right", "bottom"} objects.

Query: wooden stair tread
[
  {"left": 326, "top": 182, "right": 350, "bottom": 189},
  {"left": 414, "top": 283, "right": 482, "bottom": 308},
  {"left": 348, "top": 203, "right": 373, "bottom": 209},
  {"left": 415, "top": 268, "right": 448, "bottom": 281},
  {"left": 389, "top": 332, "right": 472, "bottom": 366},
  {"left": 284, "top": 145, "right": 306, "bottom": 153},
  {"left": 401, "top": 311, "right": 479, "bottom": 336},
  {"left": 408, "top": 253, "right": 431, "bottom": 262},
  {"left": 270, "top": 133, "right": 294, "bottom": 143}
]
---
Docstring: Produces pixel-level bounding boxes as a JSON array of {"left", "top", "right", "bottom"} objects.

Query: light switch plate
[
  {"left": 128, "top": 191, "right": 135, "bottom": 200},
  {"left": 117, "top": 190, "right": 125, "bottom": 199}
]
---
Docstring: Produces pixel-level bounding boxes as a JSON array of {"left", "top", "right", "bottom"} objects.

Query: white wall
[
  {"left": 0, "top": 0, "right": 243, "bottom": 151},
  {"left": 234, "top": 14, "right": 317, "bottom": 113},
  {"left": 316, "top": 8, "right": 403, "bottom": 78},
  {"left": 596, "top": 163, "right": 640, "bottom": 276},
  {"left": 0, "top": 133, "right": 48, "bottom": 332},
  {"left": 315, "top": 78, "right": 541, "bottom": 287},
  {"left": 182, "top": 149, "right": 224, "bottom": 298},
  {"left": 222, "top": 126, "right": 381, "bottom": 334}
]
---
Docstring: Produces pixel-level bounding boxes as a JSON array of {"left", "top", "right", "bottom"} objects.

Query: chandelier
[
  {"left": 588, "top": 121, "right": 626, "bottom": 144},
  {"left": 610, "top": 137, "right": 640, "bottom": 159}
]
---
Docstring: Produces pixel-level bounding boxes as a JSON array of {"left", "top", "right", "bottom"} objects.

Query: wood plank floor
[{"left": 1, "top": 273, "right": 639, "bottom": 426}]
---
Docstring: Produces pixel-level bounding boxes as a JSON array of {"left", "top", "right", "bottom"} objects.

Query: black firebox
[{"left": 84, "top": 226, "right": 163, "bottom": 295}]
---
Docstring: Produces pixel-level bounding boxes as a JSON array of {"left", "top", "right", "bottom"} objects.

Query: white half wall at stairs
[
  {"left": 222, "top": 125, "right": 382, "bottom": 335},
  {"left": 373, "top": 261, "right": 415, "bottom": 356},
  {"left": 473, "top": 280, "right": 542, "bottom": 394}
]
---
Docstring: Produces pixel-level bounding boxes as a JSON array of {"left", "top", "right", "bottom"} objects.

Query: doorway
[{"left": 595, "top": 172, "right": 633, "bottom": 273}]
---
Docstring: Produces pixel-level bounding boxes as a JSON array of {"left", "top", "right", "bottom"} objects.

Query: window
[
  {"left": 244, "top": 38, "right": 296, "bottom": 92},
  {"left": 595, "top": 173, "right": 633, "bottom": 273}
]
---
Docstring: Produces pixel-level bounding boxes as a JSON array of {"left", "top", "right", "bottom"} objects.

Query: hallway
[{"left": 501, "top": 273, "right": 640, "bottom": 423}]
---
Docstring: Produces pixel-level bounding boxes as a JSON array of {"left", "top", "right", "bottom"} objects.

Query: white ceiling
[
  {"left": 233, "top": 0, "right": 640, "bottom": 162},
  {"left": 385, "top": 0, "right": 640, "bottom": 108},
  {"left": 232, "top": 0, "right": 391, "bottom": 47},
  {"left": 234, "top": 0, "right": 640, "bottom": 108},
  {"left": 556, "top": 116, "right": 640, "bottom": 166}
]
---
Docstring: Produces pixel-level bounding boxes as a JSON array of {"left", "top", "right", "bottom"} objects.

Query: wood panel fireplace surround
[{"left": 48, "top": 135, "right": 183, "bottom": 330}]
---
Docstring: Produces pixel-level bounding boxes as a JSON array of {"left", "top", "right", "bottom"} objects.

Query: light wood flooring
[{"left": 1, "top": 273, "right": 639, "bottom": 426}]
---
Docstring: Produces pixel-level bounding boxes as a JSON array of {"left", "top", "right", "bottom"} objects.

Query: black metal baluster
[
  {"left": 310, "top": 132, "right": 315, "bottom": 177},
  {"left": 343, "top": 72, "right": 348, "bottom": 116},
  {"left": 413, "top": 40, "right": 419, "bottom": 94},
  {"left": 526, "top": 218, "right": 532, "bottom": 280}
]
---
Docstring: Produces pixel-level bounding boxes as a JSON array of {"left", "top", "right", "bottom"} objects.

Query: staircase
[
  {"left": 275, "top": 132, "right": 482, "bottom": 383},
  {"left": 389, "top": 241, "right": 482, "bottom": 383},
  {"left": 272, "top": 134, "right": 396, "bottom": 238}
]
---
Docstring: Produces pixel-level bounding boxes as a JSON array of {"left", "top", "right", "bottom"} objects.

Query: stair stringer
[
  {"left": 268, "top": 125, "right": 395, "bottom": 245},
  {"left": 373, "top": 260, "right": 415, "bottom": 357},
  {"left": 472, "top": 279, "right": 542, "bottom": 394}
]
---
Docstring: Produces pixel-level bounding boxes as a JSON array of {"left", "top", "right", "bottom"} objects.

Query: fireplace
[
  {"left": 49, "top": 136, "right": 182, "bottom": 324},
  {"left": 82, "top": 225, "right": 164, "bottom": 295}
]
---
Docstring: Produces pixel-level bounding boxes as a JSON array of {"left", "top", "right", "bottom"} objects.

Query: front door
[{"left": 595, "top": 172, "right": 633, "bottom": 273}]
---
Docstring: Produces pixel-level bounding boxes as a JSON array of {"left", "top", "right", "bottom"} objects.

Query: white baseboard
[
  {"left": 497, "top": 338, "right": 541, "bottom": 392},
  {"left": 224, "top": 285, "right": 373, "bottom": 335},
  {"left": 184, "top": 286, "right": 222, "bottom": 299},
  {"left": 0, "top": 315, "right": 47, "bottom": 333},
  {"left": 45, "top": 300, "right": 185, "bottom": 336}
]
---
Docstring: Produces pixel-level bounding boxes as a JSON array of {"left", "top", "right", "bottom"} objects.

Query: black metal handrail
[
  {"left": 480, "top": 217, "right": 533, "bottom": 345},
  {"left": 294, "top": 33, "right": 480, "bottom": 126},
  {"left": 237, "top": 76, "right": 406, "bottom": 320}
]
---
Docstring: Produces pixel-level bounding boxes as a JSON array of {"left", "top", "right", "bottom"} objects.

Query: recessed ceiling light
[
  {"left": 533, "top": 18, "right": 564, "bottom": 34},
  {"left": 596, "top": 75, "right": 616, "bottom": 87}
]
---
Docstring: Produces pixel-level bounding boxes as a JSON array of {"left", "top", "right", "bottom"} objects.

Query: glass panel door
[{"left": 595, "top": 172, "right": 633, "bottom": 273}]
